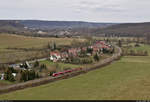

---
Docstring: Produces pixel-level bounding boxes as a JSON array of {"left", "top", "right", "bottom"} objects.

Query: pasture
[
  {"left": 1, "top": 56, "right": 150, "bottom": 100},
  {"left": 122, "top": 43, "right": 150, "bottom": 56},
  {"left": 129, "top": 43, "right": 150, "bottom": 53}
]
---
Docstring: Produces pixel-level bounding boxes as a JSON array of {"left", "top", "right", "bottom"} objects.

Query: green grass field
[
  {"left": 122, "top": 43, "right": 150, "bottom": 55},
  {"left": 129, "top": 44, "right": 150, "bottom": 53},
  {"left": 1, "top": 56, "right": 150, "bottom": 100},
  {"left": 40, "top": 60, "right": 82, "bottom": 71}
]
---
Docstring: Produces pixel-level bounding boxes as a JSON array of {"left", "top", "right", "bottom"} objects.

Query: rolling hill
[
  {"left": 96, "top": 22, "right": 150, "bottom": 37},
  {"left": 0, "top": 20, "right": 25, "bottom": 33},
  {"left": 0, "top": 20, "right": 150, "bottom": 37}
]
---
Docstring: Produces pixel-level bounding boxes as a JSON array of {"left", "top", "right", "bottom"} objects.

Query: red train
[{"left": 52, "top": 67, "right": 82, "bottom": 77}]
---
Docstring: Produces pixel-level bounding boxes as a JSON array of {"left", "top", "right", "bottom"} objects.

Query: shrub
[
  {"left": 130, "top": 50, "right": 135, "bottom": 56},
  {"left": 39, "top": 64, "right": 47, "bottom": 72},
  {"left": 87, "top": 48, "right": 93, "bottom": 54},
  {"left": 20, "top": 70, "right": 39, "bottom": 82},
  {"left": 144, "top": 51, "right": 148, "bottom": 56},
  {"left": 135, "top": 43, "right": 140, "bottom": 47},
  {"left": 4, "top": 67, "right": 16, "bottom": 82},
  {"left": 118, "top": 40, "right": 122, "bottom": 47},
  {"left": 34, "top": 61, "right": 39, "bottom": 68},
  {"left": 94, "top": 53, "right": 100, "bottom": 62}
]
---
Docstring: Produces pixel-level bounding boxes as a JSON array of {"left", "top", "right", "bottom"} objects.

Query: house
[
  {"left": 81, "top": 47, "right": 87, "bottom": 51},
  {"left": 68, "top": 48, "right": 78, "bottom": 57},
  {"left": 61, "top": 52, "right": 69, "bottom": 61},
  {"left": 25, "top": 61, "right": 31, "bottom": 69},
  {"left": 19, "top": 61, "right": 31, "bottom": 69},
  {"left": 0, "top": 73, "right": 4, "bottom": 80},
  {"left": 99, "top": 41, "right": 105, "bottom": 45},
  {"left": 0, "top": 73, "right": 17, "bottom": 80},
  {"left": 88, "top": 46, "right": 93, "bottom": 49},
  {"left": 87, "top": 53, "right": 92, "bottom": 56},
  {"left": 77, "top": 48, "right": 81, "bottom": 53},
  {"left": 12, "top": 73, "right": 17, "bottom": 78},
  {"left": 93, "top": 46, "right": 100, "bottom": 54},
  {"left": 50, "top": 51, "right": 61, "bottom": 62},
  {"left": 102, "top": 45, "right": 110, "bottom": 49}
]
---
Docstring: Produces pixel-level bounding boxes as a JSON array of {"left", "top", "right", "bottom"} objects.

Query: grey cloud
[{"left": 0, "top": 0, "right": 150, "bottom": 23}]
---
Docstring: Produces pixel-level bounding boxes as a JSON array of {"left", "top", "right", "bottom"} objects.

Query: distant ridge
[
  {"left": 96, "top": 22, "right": 150, "bottom": 36},
  {"left": 19, "top": 20, "right": 116, "bottom": 29},
  {"left": 0, "top": 20, "right": 25, "bottom": 33},
  {"left": 0, "top": 20, "right": 116, "bottom": 30},
  {"left": 0, "top": 20, "right": 150, "bottom": 37}
]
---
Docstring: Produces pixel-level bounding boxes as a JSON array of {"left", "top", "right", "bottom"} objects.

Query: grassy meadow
[
  {"left": 129, "top": 43, "right": 150, "bottom": 53},
  {"left": 121, "top": 43, "right": 150, "bottom": 56},
  {"left": 1, "top": 56, "right": 150, "bottom": 100},
  {"left": 40, "top": 60, "right": 82, "bottom": 72}
]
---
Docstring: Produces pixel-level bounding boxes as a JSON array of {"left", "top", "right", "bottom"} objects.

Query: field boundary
[{"left": 0, "top": 45, "right": 122, "bottom": 95}]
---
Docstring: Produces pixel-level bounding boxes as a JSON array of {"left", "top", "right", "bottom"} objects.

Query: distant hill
[
  {"left": 96, "top": 22, "right": 150, "bottom": 37},
  {"left": 19, "top": 20, "right": 116, "bottom": 30},
  {"left": 0, "top": 20, "right": 25, "bottom": 32},
  {"left": 0, "top": 20, "right": 117, "bottom": 36},
  {"left": 1, "top": 20, "right": 150, "bottom": 37}
]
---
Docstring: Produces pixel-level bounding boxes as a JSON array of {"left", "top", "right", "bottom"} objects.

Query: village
[
  {"left": 49, "top": 40, "right": 114, "bottom": 62},
  {"left": 0, "top": 40, "right": 114, "bottom": 82}
]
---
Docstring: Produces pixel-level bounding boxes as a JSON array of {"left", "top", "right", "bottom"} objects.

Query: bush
[
  {"left": 144, "top": 51, "right": 148, "bottom": 56},
  {"left": 20, "top": 70, "right": 39, "bottom": 82},
  {"left": 81, "top": 58, "right": 93, "bottom": 64},
  {"left": 102, "top": 48, "right": 110, "bottom": 54},
  {"left": 123, "top": 49, "right": 148, "bottom": 56},
  {"left": 118, "top": 40, "right": 122, "bottom": 47},
  {"left": 39, "top": 64, "right": 47, "bottom": 72},
  {"left": 4, "top": 67, "right": 16, "bottom": 82},
  {"left": 135, "top": 43, "right": 140, "bottom": 47},
  {"left": 68, "top": 57, "right": 93, "bottom": 64},
  {"left": 34, "top": 61, "right": 39, "bottom": 68},
  {"left": 0, "top": 64, "right": 8, "bottom": 71},
  {"left": 94, "top": 53, "right": 100, "bottom": 62},
  {"left": 87, "top": 48, "right": 93, "bottom": 54},
  {"left": 130, "top": 50, "right": 135, "bottom": 56}
]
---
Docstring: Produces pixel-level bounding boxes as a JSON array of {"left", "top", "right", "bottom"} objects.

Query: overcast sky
[{"left": 0, "top": 0, "right": 150, "bottom": 23}]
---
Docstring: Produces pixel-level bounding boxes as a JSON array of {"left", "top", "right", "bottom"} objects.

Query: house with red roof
[
  {"left": 92, "top": 46, "right": 100, "bottom": 55},
  {"left": 61, "top": 52, "right": 69, "bottom": 61},
  {"left": 68, "top": 48, "right": 78, "bottom": 57},
  {"left": 50, "top": 51, "right": 61, "bottom": 62}
]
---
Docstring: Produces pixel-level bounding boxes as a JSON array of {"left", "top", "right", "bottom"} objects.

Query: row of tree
[
  {"left": 3, "top": 66, "right": 40, "bottom": 82},
  {"left": 122, "top": 50, "right": 148, "bottom": 56}
]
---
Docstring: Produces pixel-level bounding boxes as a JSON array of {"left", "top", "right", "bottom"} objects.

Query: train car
[
  {"left": 64, "top": 70, "right": 70, "bottom": 73},
  {"left": 53, "top": 68, "right": 83, "bottom": 77},
  {"left": 52, "top": 73, "right": 59, "bottom": 77},
  {"left": 67, "top": 70, "right": 72, "bottom": 72},
  {"left": 58, "top": 72, "right": 64, "bottom": 75}
]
